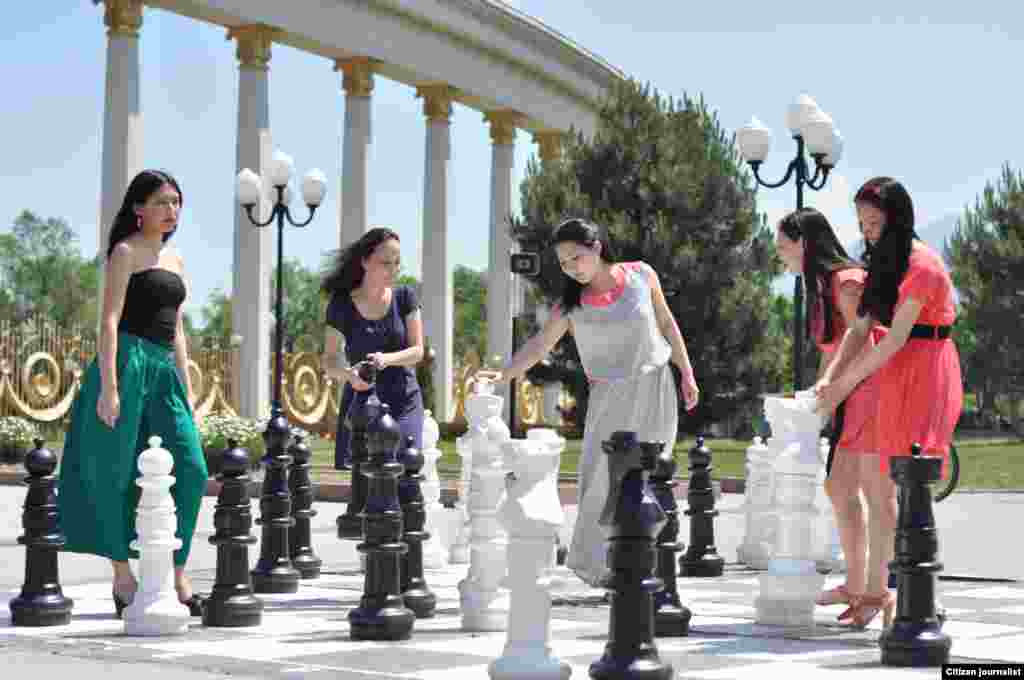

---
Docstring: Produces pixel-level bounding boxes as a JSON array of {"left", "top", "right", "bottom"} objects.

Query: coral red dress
[
  {"left": 874, "top": 243, "right": 963, "bottom": 472},
  {"left": 813, "top": 268, "right": 882, "bottom": 455}
]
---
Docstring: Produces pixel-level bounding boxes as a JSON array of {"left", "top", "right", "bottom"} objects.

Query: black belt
[{"left": 909, "top": 324, "right": 952, "bottom": 340}]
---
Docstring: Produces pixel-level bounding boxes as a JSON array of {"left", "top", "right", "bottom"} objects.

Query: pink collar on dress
[{"left": 581, "top": 264, "right": 627, "bottom": 307}]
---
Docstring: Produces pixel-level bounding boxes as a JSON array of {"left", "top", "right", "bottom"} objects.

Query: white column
[
  {"left": 97, "top": 0, "right": 143, "bottom": 318},
  {"left": 418, "top": 85, "right": 455, "bottom": 422},
  {"left": 484, "top": 112, "right": 519, "bottom": 372},
  {"left": 336, "top": 58, "right": 374, "bottom": 246},
  {"left": 229, "top": 26, "right": 274, "bottom": 419}
]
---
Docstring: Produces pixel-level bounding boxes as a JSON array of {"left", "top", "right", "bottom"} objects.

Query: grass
[
  {"left": 21, "top": 433, "right": 1023, "bottom": 492},
  {"left": 307, "top": 435, "right": 1024, "bottom": 491}
]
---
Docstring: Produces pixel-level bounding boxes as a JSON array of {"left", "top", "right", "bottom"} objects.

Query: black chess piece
[
  {"left": 643, "top": 440, "right": 691, "bottom": 637},
  {"left": 879, "top": 443, "right": 951, "bottom": 667},
  {"left": 679, "top": 436, "right": 725, "bottom": 578},
  {"left": 398, "top": 434, "right": 436, "bottom": 618},
  {"left": 204, "top": 438, "right": 263, "bottom": 627},
  {"left": 337, "top": 362, "right": 378, "bottom": 540},
  {"left": 348, "top": 398, "right": 415, "bottom": 640},
  {"left": 589, "top": 431, "right": 672, "bottom": 680},
  {"left": 288, "top": 433, "right": 322, "bottom": 579},
  {"left": 10, "top": 439, "right": 73, "bottom": 626},
  {"left": 251, "top": 412, "right": 300, "bottom": 594}
]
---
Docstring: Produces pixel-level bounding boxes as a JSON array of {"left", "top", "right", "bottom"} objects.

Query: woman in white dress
[{"left": 476, "top": 218, "right": 699, "bottom": 586}]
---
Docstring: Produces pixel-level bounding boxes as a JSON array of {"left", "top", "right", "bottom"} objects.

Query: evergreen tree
[
  {"left": 511, "top": 79, "right": 785, "bottom": 434},
  {"left": 946, "top": 163, "right": 1024, "bottom": 424}
]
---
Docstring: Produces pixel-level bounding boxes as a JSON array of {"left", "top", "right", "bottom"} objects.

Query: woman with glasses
[
  {"left": 321, "top": 227, "right": 424, "bottom": 469},
  {"left": 817, "top": 177, "right": 963, "bottom": 629}
]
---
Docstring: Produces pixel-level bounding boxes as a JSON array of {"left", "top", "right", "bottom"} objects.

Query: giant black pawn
[
  {"left": 288, "top": 433, "right": 322, "bottom": 579},
  {"left": 337, "top": 369, "right": 376, "bottom": 540},
  {"left": 348, "top": 399, "right": 415, "bottom": 640},
  {"left": 589, "top": 431, "right": 672, "bottom": 680},
  {"left": 251, "top": 411, "right": 300, "bottom": 594},
  {"left": 643, "top": 440, "right": 691, "bottom": 637},
  {"left": 880, "top": 443, "right": 951, "bottom": 667},
  {"left": 204, "top": 439, "right": 263, "bottom": 627},
  {"left": 10, "top": 439, "right": 73, "bottom": 626},
  {"left": 678, "top": 436, "right": 725, "bottom": 578},
  {"left": 398, "top": 435, "right": 437, "bottom": 618}
]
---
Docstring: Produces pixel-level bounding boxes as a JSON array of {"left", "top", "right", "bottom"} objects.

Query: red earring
[{"left": 136, "top": 215, "right": 143, "bottom": 229}]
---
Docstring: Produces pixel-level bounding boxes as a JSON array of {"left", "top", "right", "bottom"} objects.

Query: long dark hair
[
  {"left": 321, "top": 226, "right": 401, "bottom": 296},
  {"left": 107, "top": 169, "right": 182, "bottom": 258},
  {"left": 855, "top": 177, "right": 918, "bottom": 325},
  {"left": 550, "top": 218, "right": 615, "bottom": 313},
  {"left": 778, "top": 207, "right": 862, "bottom": 343}
]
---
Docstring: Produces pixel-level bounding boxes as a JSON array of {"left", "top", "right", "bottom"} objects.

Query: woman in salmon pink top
[
  {"left": 818, "top": 177, "right": 963, "bottom": 629},
  {"left": 475, "top": 218, "right": 699, "bottom": 586},
  {"left": 775, "top": 207, "right": 885, "bottom": 625}
]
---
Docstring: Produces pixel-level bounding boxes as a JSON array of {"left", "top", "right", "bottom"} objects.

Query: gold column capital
[
  {"left": 533, "top": 130, "right": 565, "bottom": 163},
  {"left": 334, "top": 57, "right": 376, "bottom": 97},
  {"left": 227, "top": 25, "right": 275, "bottom": 69},
  {"left": 484, "top": 110, "right": 524, "bottom": 146},
  {"left": 102, "top": 0, "right": 144, "bottom": 38},
  {"left": 416, "top": 84, "right": 457, "bottom": 123}
]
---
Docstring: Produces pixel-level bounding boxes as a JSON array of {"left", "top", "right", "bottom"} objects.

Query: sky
[{"left": 1, "top": 1, "right": 1021, "bottom": 320}]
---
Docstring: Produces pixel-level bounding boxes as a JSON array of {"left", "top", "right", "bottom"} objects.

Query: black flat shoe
[
  {"left": 113, "top": 589, "right": 134, "bottom": 618},
  {"left": 179, "top": 593, "right": 205, "bottom": 617}
]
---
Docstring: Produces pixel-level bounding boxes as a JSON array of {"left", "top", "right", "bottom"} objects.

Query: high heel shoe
[
  {"left": 839, "top": 591, "right": 895, "bottom": 629},
  {"left": 112, "top": 589, "right": 135, "bottom": 618},
  {"left": 815, "top": 584, "right": 849, "bottom": 606}
]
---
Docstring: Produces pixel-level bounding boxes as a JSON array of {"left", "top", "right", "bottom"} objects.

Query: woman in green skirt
[{"left": 59, "top": 169, "right": 207, "bottom": 617}]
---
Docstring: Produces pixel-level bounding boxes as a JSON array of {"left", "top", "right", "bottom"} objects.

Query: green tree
[
  {"left": 946, "top": 163, "right": 1024, "bottom": 425},
  {"left": 272, "top": 258, "right": 326, "bottom": 352},
  {"left": 511, "top": 79, "right": 785, "bottom": 434},
  {"left": 453, "top": 265, "right": 487, "bottom": 360},
  {"left": 0, "top": 211, "right": 99, "bottom": 332}
]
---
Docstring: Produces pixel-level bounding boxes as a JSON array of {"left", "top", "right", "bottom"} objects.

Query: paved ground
[{"left": 2, "top": 486, "right": 1023, "bottom": 678}]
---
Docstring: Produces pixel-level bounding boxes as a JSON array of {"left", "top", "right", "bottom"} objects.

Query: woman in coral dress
[
  {"left": 818, "top": 177, "right": 963, "bottom": 629},
  {"left": 775, "top": 207, "right": 886, "bottom": 625}
]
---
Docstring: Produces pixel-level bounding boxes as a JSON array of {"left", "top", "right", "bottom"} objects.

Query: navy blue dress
[{"left": 326, "top": 285, "right": 424, "bottom": 469}]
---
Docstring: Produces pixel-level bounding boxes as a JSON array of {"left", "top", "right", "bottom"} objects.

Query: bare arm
[
  {"left": 818, "top": 280, "right": 866, "bottom": 385},
  {"left": 646, "top": 264, "right": 695, "bottom": 380},
  {"left": 172, "top": 253, "right": 195, "bottom": 405},
  {"left": 819, "top": 296, "right": 924, "bottom": 411},
  {"left": 372, "top": 310, "right": 424, "bottom": 368},
  {"left": 99, "top": 243, "right": 134, "bottom": 396},
  {"left": 495, "top": 309, "right": 571, "bottom": 383},
  {"left": 322, "top": 327, "right": 349, "bottom": 380}
]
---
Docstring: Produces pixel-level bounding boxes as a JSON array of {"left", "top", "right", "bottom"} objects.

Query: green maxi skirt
[{"left": 58, "top": 332, "right": 208, "bottom": 566}]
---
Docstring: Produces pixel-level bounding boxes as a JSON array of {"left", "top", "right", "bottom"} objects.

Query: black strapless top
[{"left": 118, "top": 268, "right": 186, "bottom": 346}]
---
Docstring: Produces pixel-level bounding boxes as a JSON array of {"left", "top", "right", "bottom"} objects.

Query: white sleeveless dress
[{"left": 564, "top": 261, "right": 679, "bottom": 586}]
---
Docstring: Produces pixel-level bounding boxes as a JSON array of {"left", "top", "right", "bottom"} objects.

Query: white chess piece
[
  {"left": 489, "top": 430, "right": 570, "bottom": 680},
  {"left": 449, "top": 427, "right": 473, "bottom": 565},
  {"left": 124, "top": 436, "right": 191, "bottom": 636},
  {"left": 754, "top": 395, "right": 826, "bottom": 631},
  {"left": 420, "top": 410, "right": 448, "bottom": 569},
  {"left": 459, "top": 381, "right": 511, "bottom": 631},
  {"left": 737, "top": 435, "right": 774, "bottom": 569}
]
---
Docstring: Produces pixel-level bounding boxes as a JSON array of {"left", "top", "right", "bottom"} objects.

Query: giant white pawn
[
  {"left": 489, "top": 430, "right": 570, "bottom": 680},
  {"left": 449, "top": 428, "right": 473, "bottom": 564},
  {"left": 737, "top": 436, "right": 775, "bottom": 569},
  {"left": 124, "top": 436, "right": 191, "bottom": 636},
  {"left": 420, "top": 410, "right": 448, "bottom": 569},
  {"left": 459, "top": 380, "right": 511, "bottom": 631}
]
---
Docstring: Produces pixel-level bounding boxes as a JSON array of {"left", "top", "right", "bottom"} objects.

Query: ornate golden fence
[{"left": 0, "top": 318, "right": 568, "bottom": 432}]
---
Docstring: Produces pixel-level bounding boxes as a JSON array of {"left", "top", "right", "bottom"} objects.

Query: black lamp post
[
  {"left": 236, "top": 154, "right": 327, "bottom": 593},
  {"left": 736, "top": 95, "right": 843, "bottom": 391}
]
